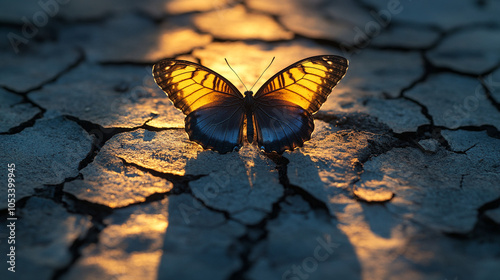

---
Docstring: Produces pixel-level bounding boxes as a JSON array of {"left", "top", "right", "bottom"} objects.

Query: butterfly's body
[
  {"left": 243, "top": 91, "right": 255, "bottom": 144},
  {"left": 153, "top": 55, "right": 348, "bottom": 154}
]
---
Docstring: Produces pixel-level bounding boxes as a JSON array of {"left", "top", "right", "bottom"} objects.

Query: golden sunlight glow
[
  {"left": 83, "top": 250, "right": 164, "bottom": 279},
  {"left": 76, "top": 212, "right": 169, "bottom": 279},
  {"left": 245, "top": 156, "right": 256, "bottom": 188},
  {"left": 353, "top": 181, "right": 394, "bottom": 202},
  {"left": 336, "top": 202, "right": 410, "bottom": 280},
  {"left": 193, "top": 4, "right": 294, "bottom": 41},
  {"left": 148, "top": 28, "right": 211, "bottom": 62},
  {"left": 118, "top": 214, "right": 168, "bottom": 235}
]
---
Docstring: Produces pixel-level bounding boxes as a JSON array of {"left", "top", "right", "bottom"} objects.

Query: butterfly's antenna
[
  {"left": 225, "top": 58, "right": 248, "bottom": 92},
  {"left": 249, "top": 57, "right": 275, "bottom": 92}
]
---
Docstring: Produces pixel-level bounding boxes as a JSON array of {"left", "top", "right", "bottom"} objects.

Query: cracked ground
[{"left": 1, "top": 0, "right": 500, "bottom": 279}]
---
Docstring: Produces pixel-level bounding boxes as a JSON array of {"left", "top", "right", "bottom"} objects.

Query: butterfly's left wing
[
  {"left": 153, "top": 59, "right": 245, "bottom": 153},
  {"left": 252, "top": 55, "right": 348, "bottom": 153}
]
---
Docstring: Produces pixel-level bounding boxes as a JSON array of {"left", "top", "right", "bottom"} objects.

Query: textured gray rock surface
[
  {"left": 61, "top": 198, "right": 169, "bottom": 280},
  {"left": 1, "top": 0, "right": 500, "bottom": 279},
  {"left": 0, "top": 197, "right": 91, "bottom": 280},
  {"left": 321, "top": 49, "right": 424, "bottom": 112},
  {"left": 29, "top": 63, "right": 185, "bottom": 129},
  {"left": 189, "top": 146, "right": 283, "bottom": 225},
  {"left": 0, "top": 89, "right": 41, "bottom": 133},
  {"left": 0, "top": 115, "right": 93, "bottom": 200},
  {"left": 362, "top": 0, "right": 500, "bottom": 29},
  {"left": 369, "top": 25, "right": 440, "bottom": 49},
  {"left": 0, "top": 43, "right": 81, "bottom": 92},
  {"left": 158, "top": 194, "right": 246, "bottom": 280},
  {"left": 360, "top": 147, "right": 500, "bottom": 233},
  {"left": 64, "top": 133, "right": 175, "bottom": 208},
  {"left": 60, "top": 14, "right": 212, "bottom": 63},
  {"left": 405, "top": 73, "right": 500, "bottom": 130},
  {"left": 427, "top": 27, "right": 500, "bottom": 74}
]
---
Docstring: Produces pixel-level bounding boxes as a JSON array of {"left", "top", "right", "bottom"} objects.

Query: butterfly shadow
[{"left": 156, "top": 146, "right": 363, "bottom": 280}]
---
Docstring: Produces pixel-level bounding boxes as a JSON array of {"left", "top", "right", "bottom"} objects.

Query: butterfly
[{"left": 152, "top": 55, "right": 348, "bottom": 154}]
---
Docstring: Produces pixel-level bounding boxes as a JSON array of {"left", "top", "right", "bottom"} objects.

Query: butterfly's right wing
[
  {"left": 252, "top": 55, "right": 348, "bottom": 153},
  {"left": 153, "top": 59, "right": 245, "bottom": 153}
]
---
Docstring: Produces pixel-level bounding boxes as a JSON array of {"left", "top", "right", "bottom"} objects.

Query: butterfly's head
[{"left": 244, "top": 91, "right": 255, "bottom": 110}]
